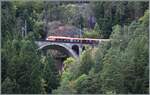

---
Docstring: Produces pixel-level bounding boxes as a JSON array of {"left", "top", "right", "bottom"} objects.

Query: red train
[{"left": 46, "top": 36, "right": 100, "bottom": 44}]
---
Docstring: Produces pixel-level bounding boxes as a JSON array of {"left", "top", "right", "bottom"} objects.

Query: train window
[
  {"left": 92, "top": 40, "right": 94, "bottom": 43},
  {"left": 68, "top": 40, "right": 70, "bottom": 42},
  {"left": 82, "top": 40, "right": 86, "bottom": 43},
  {"left": 73, "top": 40, "right": 76, "bottom": 42},
  {"left": 58, "top": 39, "right": 61, "bottom": 41},
  {"left": 84, "top": 40, "right": 88, "bottom": 43},
  {"left": 65, "top": 39, "right": 67, "bottom": 42}
]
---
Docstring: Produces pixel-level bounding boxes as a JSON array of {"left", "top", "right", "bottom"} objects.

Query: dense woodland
[{"left": 1, "top": 1, "right": 149, "bottom": 94}]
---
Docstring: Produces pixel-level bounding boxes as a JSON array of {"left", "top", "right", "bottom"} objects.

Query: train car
[{"left": 46, "top": 36, "right": 100, "bottom": 44}]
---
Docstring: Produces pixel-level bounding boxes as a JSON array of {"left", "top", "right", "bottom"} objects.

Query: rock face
[{"left": 47, "top": 21, "right": 83, "bottom": 38}]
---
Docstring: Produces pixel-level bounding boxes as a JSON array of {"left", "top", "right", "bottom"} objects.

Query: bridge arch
[{"left": 38, "top": 43, "right": 78, "bottom": 58}]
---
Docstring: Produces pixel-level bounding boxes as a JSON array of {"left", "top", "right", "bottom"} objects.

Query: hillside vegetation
[{"left": 1, "top": 1, "right": 149, "bottom": 94}]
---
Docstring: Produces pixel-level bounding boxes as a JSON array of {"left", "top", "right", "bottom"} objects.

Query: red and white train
[{"left": 46, "top": 36, "right": 109, "bottom": 44}]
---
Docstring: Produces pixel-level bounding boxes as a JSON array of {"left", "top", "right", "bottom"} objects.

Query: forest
[{"left": 1, "top": 1, "right": 149, "bottom": 94}]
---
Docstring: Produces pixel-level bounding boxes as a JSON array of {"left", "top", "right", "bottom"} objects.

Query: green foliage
[
  {"left": 100, "top": 10, "right": 149, "bottom": 94},
  {"left": 78, "top": 48, "right": 94, "bottom": 75},
  {"left": 83, "top": 31, "right": 100, "bottom": 38},
  {"left": 1, "top": 1, "right": 149, "bottom": 94},
  {"left": 2, "top": 39, "right": 45, "bottom": 94},
  {"left": 13, "top": 1, "right": 43, "bottom": 32},
  {"left": 101, "top": 48, "right": 125, "bottom": 93},
  {"left": 2, "top": 77, "right": 19, "bottom": 94},
  {"left": 139, "top": 10, "right": 149, "bottom": 27},
  {"left": 121, "top": 27, "right": 149, "bottom": 93},
  {"left": 91, "top": 1, "right": 148, "bottom": 38},
  {"left": 1, "top": 2, "right": 60, "bottom": 93},
  {"left": 75, "top": 71, "right": 102, "bottom": 94},
  {"left": 63, "top": 57, "right": 75, "bottom": 70},
  {"left": 42, "top": 54, "right": 60, "bottom": 93},
  {"left": 74, "top": 74, "right": 88, "bottom": 93},
  {"left": 83, "top": 23, "right": 102, "bottom": 38},
  {"left": 1, "top": 1, "right": 17, "bottom": 41},
  {"left": 33, "top": 21, "right": 45, "bottom": 39},
  {"left": 54, "top": 10, "right": 149, "bottom": 94},
  {"left": 52, "top": 57, "right": 78, "bottom": 94}
]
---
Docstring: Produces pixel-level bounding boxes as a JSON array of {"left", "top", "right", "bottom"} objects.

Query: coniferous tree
[{"left": 42, "top": 54, "right": 60, "bottom": 93}]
